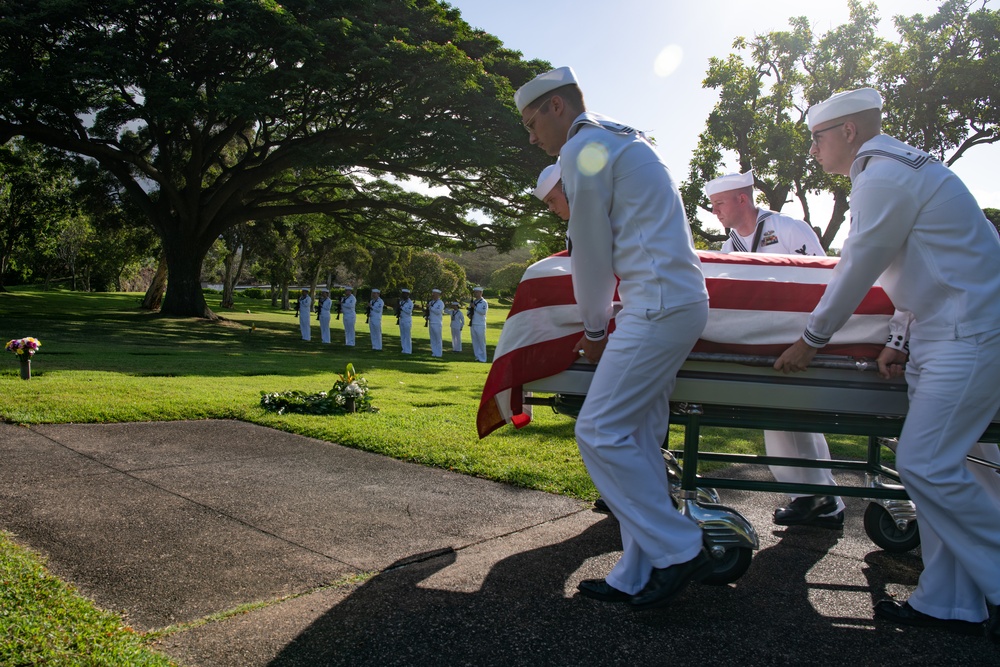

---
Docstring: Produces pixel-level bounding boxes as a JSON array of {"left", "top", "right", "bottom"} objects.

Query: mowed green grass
[{"left": 0, "top": 287, "right": 868, "bottom": 493}]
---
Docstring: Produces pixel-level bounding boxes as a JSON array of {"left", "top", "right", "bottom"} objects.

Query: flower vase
[
  {"left": 19, "top": 357, "right": 31, "bottom": 380},
  {"left": 345, "top": 397, "right": 356, "bottom": 413}
]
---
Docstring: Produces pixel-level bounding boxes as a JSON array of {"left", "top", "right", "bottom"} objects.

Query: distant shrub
[{"left": 240, "top": 287, "right": 271, "bottom": 300}]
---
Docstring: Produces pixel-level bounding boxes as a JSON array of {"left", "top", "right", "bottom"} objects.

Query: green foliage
[
  {"left": 686, "top": 0, "right": 999, "bottom": 249},
  {"left": 261, "top": 363, "right": 376, "bottom": 414},
  {"left": 449, "top": 245, "right": 533, "bottom": 286},
  {"left": 239, "top": 287, "right": 272, "bottom": 300},
  {"left": 0, "top": 140, "right": 77, "bottom": 288},
  {"left": 488, "top": 261, "right": 531, "bottom": 298},
  {"left": 0, "top": 0, "right": 550, "bottom": 317},
  {"left": 878, "top": 0, "right": 1000, "bottom": 165},
  {"left": 984, "top": 207, "right": 1000, "bottom": 234}
]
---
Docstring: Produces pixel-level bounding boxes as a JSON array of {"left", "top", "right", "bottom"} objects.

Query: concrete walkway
[{"left": 1, "top": 420, "right": 995, "bottom": 666}]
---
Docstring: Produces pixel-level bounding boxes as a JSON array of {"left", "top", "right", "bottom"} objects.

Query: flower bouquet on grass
[
  {"left": 6, "top": 337, "right": 41, "bottom": 379},
  {"left": 260, "top": 363, "right": 376, "bottom": 415}
]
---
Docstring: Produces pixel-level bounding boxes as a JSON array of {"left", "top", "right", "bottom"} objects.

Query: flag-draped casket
[{"left": 477, "top": 250, "right": 895, "bottom": 438}]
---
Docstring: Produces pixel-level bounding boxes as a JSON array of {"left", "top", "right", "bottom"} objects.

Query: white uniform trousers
[
  {"left": 763, "top": 431, "right": 846, "bottom": 514},
  {"left": 400, "top": 320, "right": 412, "bottom": 354},
  {"left": 471, "top": 325, "right": 487, "bottom": 362},
  {"left": 451, "top": 324, "right": 463, "bottom": 352},
  {"left": 429, "top": 322, "right": 443, "bottom": 357},
  {"left": 575, "top": 301, "right": 709, "bottom": 595},
  {"left": 343, "top": 314, "right": 356, "bottom": 346},
  {"left": 299, "top": 311, "right": 311, "bottom": 341},
  {"left": 899, "top": 329, "right": 1000, "bottom": 622},
  {"left": 370, "top": 319, "right": 382, "bottom": 350},
  {"left": 319, "top": 312, "right": 331, "bottom": 343}
]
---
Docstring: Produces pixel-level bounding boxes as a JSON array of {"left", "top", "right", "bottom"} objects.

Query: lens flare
[
  {"left": 577, "top": 142, "right": 609, "bottom": 176},
  {"left": 654, "top": 44, "right": 683, "bottom": 77}
]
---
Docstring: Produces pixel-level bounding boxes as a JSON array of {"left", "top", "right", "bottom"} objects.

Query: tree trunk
[
  {"left": 220, "top": 248, "right": 237, "bottom": 309},
  {"left": 820, "top": 188, "right": 851, "bottom": 251},
  {"left": 159, "top": 236, "right": 216, "bottom": 319},
  {"left": 142, "top": 253, "right": 168, "bottom": 311}
]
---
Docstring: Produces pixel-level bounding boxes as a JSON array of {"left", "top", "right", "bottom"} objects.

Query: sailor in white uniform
[
  {"left": 368, "top": 288, "right": 384, "bottom": 351},
  {"left": 534, "top": 160, "right": 570, "bottom": 222},
  {"left": 318, "top": 290, "right": 333, "bottom": 344},
  {"left": 449, "top": 301, "right": 465, "bottom": 352},
  {"left": 427, "top": 289, "right": 445, "bottom": 358},
  {"left": 398, "top": 288, "right": 414, "bottom": 354},
  {"left": 775, "top": 88, "right": 1000, "bottom": 638},
  {"left": 296, "top": 289, "right": 312, "bottom": 341},
  {"left": 707, "top": 170, "right": 846, "bottom": 528},
  {"left": 469, "top": 287, "right": 488, "bottom": 362},
  {"left": 517, "top": 66, "right": 712, "bottom": 610},
  {"left": 341, "top": 287, "right": 357, "bottom": 346}
]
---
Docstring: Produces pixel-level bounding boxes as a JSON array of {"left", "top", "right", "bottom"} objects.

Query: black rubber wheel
[
  {"left": 701, "top": 546, "right": 753, "bottom": 585},
  {"left": 863, "top": 502, "right": 920, "bottom": 552}
]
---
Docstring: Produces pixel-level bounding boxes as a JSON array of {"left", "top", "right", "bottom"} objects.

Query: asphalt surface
[{"left": 1, "top": 420, "right": 996, "bottom": 666}]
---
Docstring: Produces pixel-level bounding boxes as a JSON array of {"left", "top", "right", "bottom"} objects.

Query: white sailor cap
[
  {"left": 451, "top": 301, "right": 460, "bottom": 306},
  {"left": 705, "top": 170, "right": 754, "bottom": 197},
  {"left": 431, "top": 288, "right": 441, "bottom": 294},
  {"left": 515, "top": 66, "right": 578, "bottom": 113},
  {"left": 473, "top": 286, "right": 483, "bottom": 292},
  {"left": 533, "top": 161, "right": 561, "bottom": 201},
  {"left": 344, "top": 286, "right": 353, "bottom": 291},
  {"left": 371, "top": 288, "right": 380, "bottom": 293},
  {"left": 807, "top": 88, "right": 883, "bottom": 130},
  {"left": 400, "top": 288, "right": 410, "bottom": 293}
]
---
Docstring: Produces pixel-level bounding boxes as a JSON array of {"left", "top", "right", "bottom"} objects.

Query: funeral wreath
[{"left": 260, "top": 363, "right": 376, "bottom": 415}]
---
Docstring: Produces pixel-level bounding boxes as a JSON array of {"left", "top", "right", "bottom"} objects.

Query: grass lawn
[{"left": 0, "top": 286, "right": 869, "bottom": 664}]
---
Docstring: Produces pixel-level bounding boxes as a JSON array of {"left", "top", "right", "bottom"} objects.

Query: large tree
[
  {"left": 685, "top": 0, "right": 998, "bottom": 248},
  {"left": 0, "top": 0, "right": 547, "bottom": 317}
]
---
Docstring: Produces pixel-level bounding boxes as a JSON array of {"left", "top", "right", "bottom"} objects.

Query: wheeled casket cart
[{"left": 478, "top": 251, "right": 1000, "bottom": 584}]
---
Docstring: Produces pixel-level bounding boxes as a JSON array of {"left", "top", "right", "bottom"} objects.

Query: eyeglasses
[
  {"left": 811, "top": 122, "right": 845, "bottom": 143},
  {"left": 523, "top": 99, "right": 551, "bottom": 133}
]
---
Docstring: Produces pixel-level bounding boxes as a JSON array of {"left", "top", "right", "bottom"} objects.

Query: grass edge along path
[{"left": 0, "top": 530, "right": 177, "bottom": 667}]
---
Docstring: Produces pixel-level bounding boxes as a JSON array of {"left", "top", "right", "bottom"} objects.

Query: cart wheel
[
  {"left": 863, "top": 503, "right": 920, "bottom": 552},
  {"left": 701, "top": 546, "right": 753, "bottom": 586}
]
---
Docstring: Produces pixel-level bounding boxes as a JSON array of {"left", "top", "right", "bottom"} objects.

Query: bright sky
[{"left": 448, "top": 0, "right": 1000, "bottom": 246}]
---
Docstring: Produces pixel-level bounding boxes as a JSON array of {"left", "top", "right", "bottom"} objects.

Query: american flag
[{"left": 477, "top": 250, "right": 895, "bottom": 438}]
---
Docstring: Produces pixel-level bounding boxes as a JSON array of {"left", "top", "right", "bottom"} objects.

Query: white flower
[{"left": 341, "top": 381, "right": 365, "bottom": 398}]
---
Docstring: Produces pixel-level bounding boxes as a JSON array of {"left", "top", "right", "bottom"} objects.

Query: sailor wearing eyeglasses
[
  {"left": 775, "top": 88, "right": 1000, "bottom": 641},
  {"left": 517, "top": 66, "right": 711, "bottom": 610}
]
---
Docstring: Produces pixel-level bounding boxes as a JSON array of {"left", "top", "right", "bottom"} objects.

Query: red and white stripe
[{"left": 477, "top": 251, "right": 895, "bottom": 438}]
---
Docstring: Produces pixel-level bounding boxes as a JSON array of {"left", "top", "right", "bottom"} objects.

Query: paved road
[{"left": 1, "top": 420, "right": 995, "bottom": 666}]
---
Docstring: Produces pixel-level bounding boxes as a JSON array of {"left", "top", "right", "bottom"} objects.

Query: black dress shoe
[
  {"left": 593, "top": 497, "right": 612, "bottom": 514},
  {"left": 577, "top": 578, "right": 632, "bottom": 603},
  {"left": 987, "top": 607, "right": 1000, "bottom": 644},
  {"left": 873, "top": 600, "right": 985, "bottom": 636},
  {"left": 809, "top": 509, "right": 845, "bottom": 530},
  {"left": 630, "top": 549, "right": 714, "bottom": 611},
  {"left": 773, "top": 495, "right": 838, "bottom": 526}
]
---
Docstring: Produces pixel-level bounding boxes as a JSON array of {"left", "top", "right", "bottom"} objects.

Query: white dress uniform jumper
[
  {"left": 342, "top": 293, "right": 357, "bottom": 346},
  {"left": 318, "top": 296, "right": 332, "bottom": 344},
  {"left": 428, "top": 298, "right": 445, "bottom": 358},
  {"left": 563, "top": 112, "right": 710, "bottom": 596},
  {"left": 297, "top": 294, "right": 312, "bottom": 341},
  {"left": 720, "top": 208, "right": 846, "bottom": 518},
  {"left": 803, "top": 134, "right": 1000, "bottom": 623},
  {"left": 398, "top": 296, "right": 414, "bottom": 354},
  {"left": 450, "top": 306, "right": 465, "bottom": 352},
  {"left": 369, "top": 295, "right": 384, "bottom": 351},
  {"left": 470, "top": 295, "right": 488, "bottom": 361}
]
